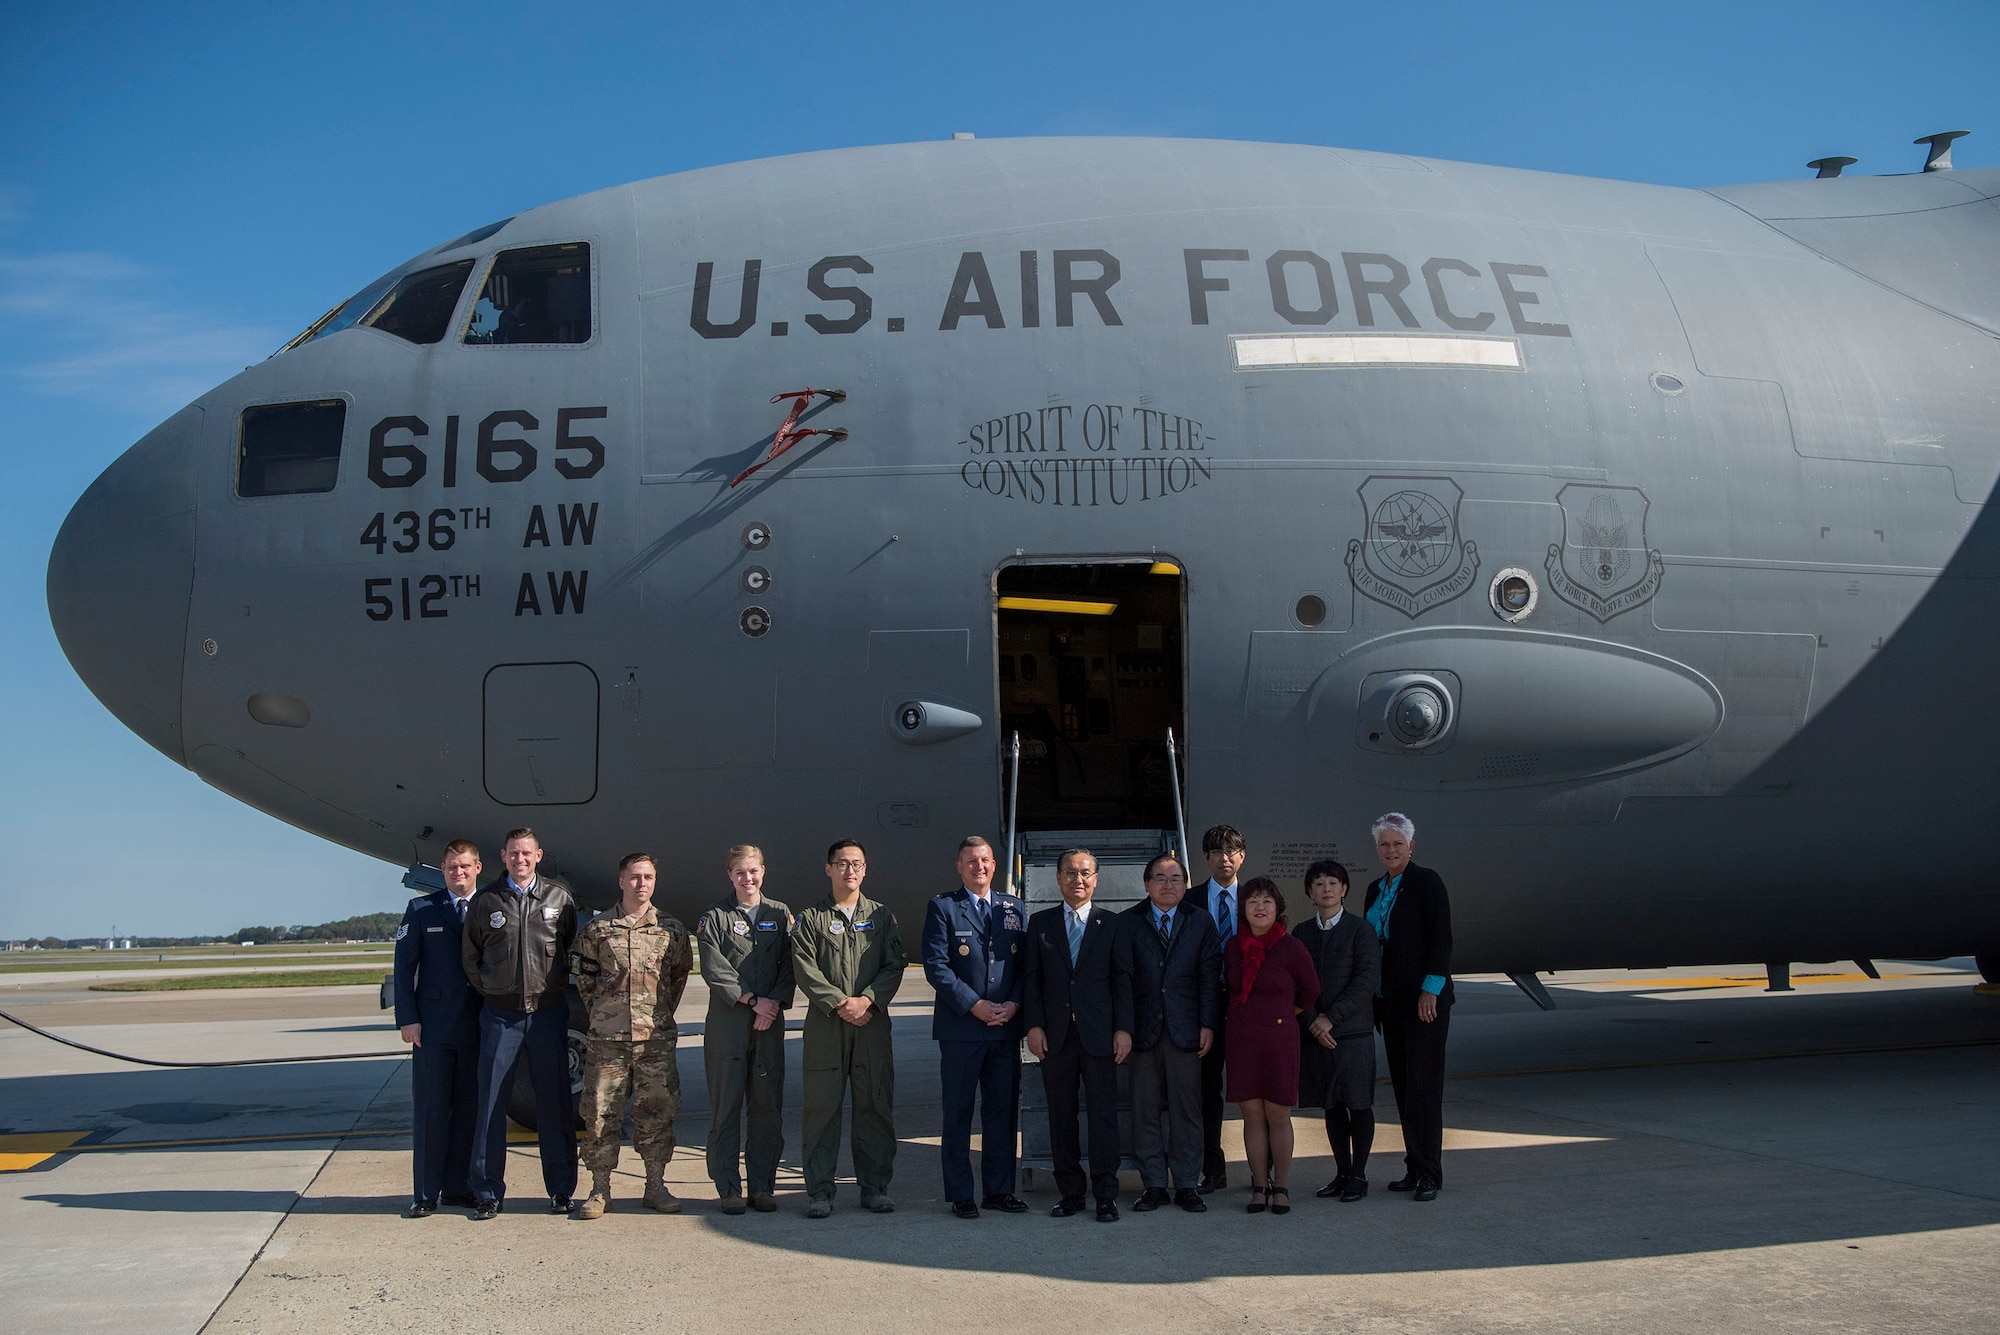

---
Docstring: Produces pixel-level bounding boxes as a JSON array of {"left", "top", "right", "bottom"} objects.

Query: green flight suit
[
  {"left": 790, "top": 892, "right": 905, "bottom": 1202},
  {"left": 695, "top": 893, "right": 795, "bottom": 1197}
]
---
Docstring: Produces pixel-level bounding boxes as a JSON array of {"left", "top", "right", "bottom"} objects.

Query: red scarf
[{"left": 1233, "top": 922, "right": 1287, "bottom": 1006}]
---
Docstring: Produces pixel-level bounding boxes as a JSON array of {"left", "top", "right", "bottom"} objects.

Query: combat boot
[
  {"left": 642, "top": 1160, "right": 682, "bottom": 1214},
  {"left": 575, "top": 1170, "right": 613, "bottom": 1220}
]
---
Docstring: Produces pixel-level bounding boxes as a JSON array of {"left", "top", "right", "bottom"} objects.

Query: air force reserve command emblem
[
  {"left": 1546, "top": 484, "right": 1665, "bottom": 621},
  {"left": 1346, "top": 476, "right": 1480, "bottom": 617}
]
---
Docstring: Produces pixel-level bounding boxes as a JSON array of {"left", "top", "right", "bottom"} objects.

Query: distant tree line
[{"left": 26, "top": 912, "right": 404, "bottom": 950}]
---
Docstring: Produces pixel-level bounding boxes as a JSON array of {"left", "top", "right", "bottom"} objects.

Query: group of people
[{"left": 390, "top": 814, "right": 1455, "bottom": 1221}]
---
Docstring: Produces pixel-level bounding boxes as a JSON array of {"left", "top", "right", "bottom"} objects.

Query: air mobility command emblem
[
  {"left": 1546, "top": 485, "right": 1664, "bottom": 621},
  {"left": 1346, "top": 476, "right": 1480, "bottom": 617}
]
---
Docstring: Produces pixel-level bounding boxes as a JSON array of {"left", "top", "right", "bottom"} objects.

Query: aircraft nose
[{"left": 46, "top": 405, "right": 201, "bottom": 765}]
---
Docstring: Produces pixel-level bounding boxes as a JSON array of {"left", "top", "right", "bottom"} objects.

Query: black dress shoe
[
  {"left": 1095, "top": 1200, "right": 1120, "bottom": 1222},
  {"left": 549, "top": 1195, "right": 575, "bottom": 1214},
  {"left": 1132, "top": 1187, "right": 1171, "bottom": 1212},
  {"left": 1412, "top": 1179, "right": 1440, "bottom": 1202},
  {"left": 1340, "top": 1176, "right": 1369, "bottom": 1202},
  {"left": 403, "top": 1200, "right": 436, "bottom": 1219},
  {"left": 471, "top": 1197, "right": 501, "bottom": 1220},
  {"left": 951, "top": 1199, "right": 981, "bottom": 1219},
  {"left": 1050, "top": 1198, "right": 1087, "bottom": 1218},
  {"left": 1388, "top": 1174, "right": 1420, "bottom": 1192},
  {"left": 981, "top": 1193, "right": 1028, "bottom": 1214},
  {"left": 1316, "top": 1173, "right": 1349, "bottom": 1199},
  {"left": 1175, "top": 1188, "right": 1207, "bottom": 1212},
  {"left": 440, "top": 1192, "right": 479, "bottom": 1209},
  {"left": 1196, "top": 1172, "right": 1227, "bottom": 1195},
  {"left": 1268, "top": 1186, "right": 1291, "bottom": 1216}
]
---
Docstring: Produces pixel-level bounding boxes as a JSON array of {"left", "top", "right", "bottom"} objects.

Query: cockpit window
[
  {"left": 359, "top": 259, "right": 476, "bottom": 345},
  {"left": 464, "top": 243, "right": 592, "bottom": 345},
  {"left": 237, "top": 400, "right": 346, "bottom": 497},
  {"left": 280, "top": 271, "right": 399, "bottom": 352}
]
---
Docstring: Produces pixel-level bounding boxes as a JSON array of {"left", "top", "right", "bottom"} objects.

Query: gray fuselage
[{"left": 47, "top": 137, "right": 2000, "bottom": 971}]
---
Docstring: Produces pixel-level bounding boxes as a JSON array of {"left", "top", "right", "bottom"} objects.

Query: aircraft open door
[{"left": 993, "top": 560, "right": 1187, "bottom": 838}]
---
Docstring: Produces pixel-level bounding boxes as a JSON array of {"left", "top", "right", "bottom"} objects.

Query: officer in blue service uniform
[
  {"left": 393, "top": 838, "right": 486, "bottom": 1217},
  {"left": 921, "top": 835, "right": 1029, "bottom": 1218}
]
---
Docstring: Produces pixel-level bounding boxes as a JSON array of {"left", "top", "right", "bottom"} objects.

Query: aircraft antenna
[
  {"left": 1914, "top": 131, "right": 1969, "bottom": 172},
  {"left": 1805, "top": 156, "right": 1857, "bottom": 179}
]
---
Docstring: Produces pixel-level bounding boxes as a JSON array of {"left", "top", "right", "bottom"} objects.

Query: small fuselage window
[
  {"left": 237, "top": 400, "right": 346, "bottom": 497},
  {"left": 464, "top": 243, "right": 592, "bottom": 345}
]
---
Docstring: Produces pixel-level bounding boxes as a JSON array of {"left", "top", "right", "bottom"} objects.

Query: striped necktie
[
  {"left": 1157, "top": 911, "right": 1172, "bottom": 952},
  {"left": 1066, "top": 909, "right": 1084, "bottom": 964}
]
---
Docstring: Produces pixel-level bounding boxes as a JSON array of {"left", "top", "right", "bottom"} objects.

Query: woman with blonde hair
[{"left": 695, "top": 843, "right": 796, "bottom": 1213}]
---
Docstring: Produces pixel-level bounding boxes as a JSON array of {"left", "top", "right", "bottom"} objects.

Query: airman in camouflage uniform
[
  {"left": 571, "top": 853, "right": 693, "bottom": 1219},
  {"left": 792, "top": 838, "right": 905, "bottom": 1217}
]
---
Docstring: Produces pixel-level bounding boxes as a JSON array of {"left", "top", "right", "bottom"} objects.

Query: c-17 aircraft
[{"left": 46, "top": 131, "right": 2000, "bottom": 1002}]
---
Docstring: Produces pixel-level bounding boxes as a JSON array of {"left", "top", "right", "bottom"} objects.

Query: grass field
[{"left": 88, "top": 969, "right": 392, "bottom": 992}]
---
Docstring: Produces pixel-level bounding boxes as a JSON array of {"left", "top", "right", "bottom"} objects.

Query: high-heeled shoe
[
  {"left": 1269, "top": 1185, "right": 1291, "bottom": 1215},
  {"left": 1246, "top": 1182, "right": 1268, "bottom": 1214}
]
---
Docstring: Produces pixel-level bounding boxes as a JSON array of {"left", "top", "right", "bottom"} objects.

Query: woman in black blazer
[{"left": 1363, "top": 812, "right": 1453, "bottom": 1201}]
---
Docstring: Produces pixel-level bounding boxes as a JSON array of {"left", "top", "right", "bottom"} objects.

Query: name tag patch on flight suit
[
  {"left": 543, "top": 907, "right": 560, "bottom": 920},
  {"left": 488, "top": 911, "right": 506, "bottom": 928},
  {"left": 755, "top": 920, "right": 779, "bottom": 931},
  {"left": 852, "top": 920, "right": 871, "bottom": 930}
]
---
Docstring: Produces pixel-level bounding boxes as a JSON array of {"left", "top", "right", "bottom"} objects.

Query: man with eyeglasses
[
  {"left": 1113, "top": 853, "right": 1221, "bottom": 1213},
  {"left": 1023, "top": 848, "right": 1129, "bottom": 1222},
  {"left": 791, "top": 839, "right": 906, "bottom": 1217}
]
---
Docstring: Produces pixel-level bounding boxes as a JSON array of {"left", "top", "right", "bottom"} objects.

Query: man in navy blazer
[
  {"left": 1113, "top": 854, "right": 1222, "bottom": 1212},
  {"left": 393, "top": 838, "right": 486, "bottom": 1218},
  {"left": 1023, "top": 848, "right": 1131, "bottom": 1222},
  {"left": 921, "top": 836, "right": 1028, "bottom": 1218}
]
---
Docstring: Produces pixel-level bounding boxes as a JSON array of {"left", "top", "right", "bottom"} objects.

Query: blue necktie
[
  {"left": 1066, "top": 909, "right": 1084, "bottom": 964},
  {"left": 1217, "top": 889, "right": 1233, "bottom": 943},
  {"left": 976, "top": 897, "right": 990, "bottom": 937}
]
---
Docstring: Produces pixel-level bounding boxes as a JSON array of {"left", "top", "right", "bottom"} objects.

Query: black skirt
[{"left": 1299, "top": 1029, "right": 1377, "bottom": 1110}]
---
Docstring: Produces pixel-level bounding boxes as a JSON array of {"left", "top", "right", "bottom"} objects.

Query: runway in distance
[{"left": 45, "top": 131, "right": 2000, "bottom": 987}]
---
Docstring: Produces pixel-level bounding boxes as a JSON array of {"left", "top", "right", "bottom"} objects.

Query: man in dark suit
[
  {"left": 1191, "top": 823, "right": 1246, "bottom": 1192},
  {"left": 1113, "top": 853, "right": 1222, "bottom": 1213},
  {"left": 1363, "top": 812, "right": 1454, "bottom": 1202},
  {"left": 1023, "top": 848, "right": 1130, "bottom": 1222},
  {"left": 921, "top": 835, "right": 1028, "bottom": 1218},
  {"left": 392, "top": 838, "right": 485, "bottom": 1218}
]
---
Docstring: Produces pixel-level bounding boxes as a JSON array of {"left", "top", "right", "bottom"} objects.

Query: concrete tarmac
[{"left": 2, "top": 965, "right": 1997, "bottom": 1334}]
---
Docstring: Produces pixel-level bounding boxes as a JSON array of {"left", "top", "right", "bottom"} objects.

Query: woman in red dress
[{"left": 1224, "top": 877, "right": 1320, "bottom": 1214}]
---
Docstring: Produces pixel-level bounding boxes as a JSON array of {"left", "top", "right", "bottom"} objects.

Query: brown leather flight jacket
[{"left": 460, "top": 875, "right": 579, "bottom": 1012}]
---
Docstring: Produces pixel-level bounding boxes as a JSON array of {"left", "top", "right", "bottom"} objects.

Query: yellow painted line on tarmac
[{"left": 0, "top": 1132, "right": 89, "bottom": 1171}]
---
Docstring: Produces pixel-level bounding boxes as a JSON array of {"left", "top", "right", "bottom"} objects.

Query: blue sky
[{"left": 3, "top": 0, "right": 1995, "bottom": 937}]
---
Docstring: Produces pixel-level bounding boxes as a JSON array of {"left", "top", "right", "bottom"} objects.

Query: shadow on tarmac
[{"left": 25, "top": 1189, "right": 302, "bottom": 1213}]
